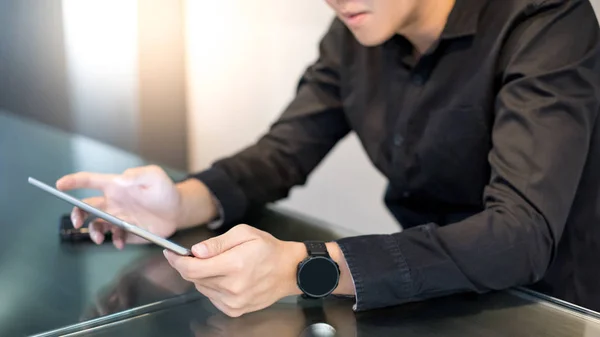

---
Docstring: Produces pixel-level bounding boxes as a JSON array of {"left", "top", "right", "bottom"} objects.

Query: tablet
[{"left": 28, "top": 177, "right": 193, "bottom": 256}]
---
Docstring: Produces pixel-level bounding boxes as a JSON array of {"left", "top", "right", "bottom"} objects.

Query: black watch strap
[{"left": 304, "top": 241, "right": 330, "bottom": 257}]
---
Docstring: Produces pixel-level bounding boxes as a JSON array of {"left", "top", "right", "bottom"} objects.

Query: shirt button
[
  {"left": 393, "top": 134, "right": 404, "bottom": 146},
  {"left": 403, "top": 191, "right": 411, "bottom": 198},
  {"left": 412, "top": 74, "right": 425, "bottom": 85}
]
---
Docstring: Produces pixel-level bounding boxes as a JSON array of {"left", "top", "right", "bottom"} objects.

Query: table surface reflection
[{"left": 2, "top": 110, "right": 600, "bottom": 337}]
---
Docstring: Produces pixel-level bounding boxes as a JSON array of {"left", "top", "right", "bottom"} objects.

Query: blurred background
[{"left": 2, "top": 0, "right": 599, "bottom": 235}]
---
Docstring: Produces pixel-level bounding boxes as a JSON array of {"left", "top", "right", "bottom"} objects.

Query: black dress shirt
[{"left": 191, "top": 0, "right": 600, "bottom": 311}]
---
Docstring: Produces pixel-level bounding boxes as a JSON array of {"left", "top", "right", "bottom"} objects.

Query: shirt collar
[{"left": 441, "top": 0, "right": 487, "bottom": 39}]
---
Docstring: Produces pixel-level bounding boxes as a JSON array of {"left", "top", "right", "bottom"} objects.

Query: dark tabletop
[{"left": 2, "top": 110, "right": 600, "bottom": 337}]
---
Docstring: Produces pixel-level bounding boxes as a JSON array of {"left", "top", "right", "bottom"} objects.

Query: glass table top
[{"left": 2, "top": 110, "right": 600, "bottom": 337}]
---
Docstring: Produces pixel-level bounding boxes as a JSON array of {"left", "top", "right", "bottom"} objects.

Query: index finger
[
  {"left": 56, "top": 172, "right": 116, "bottom": 191},
  {"left": 164, "top": 250, "right": 231, "bottom": 280}
]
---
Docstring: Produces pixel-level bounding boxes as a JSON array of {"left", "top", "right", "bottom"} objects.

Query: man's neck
[{"left": 398, "top": 0, "right": 456, "bottom": 57}]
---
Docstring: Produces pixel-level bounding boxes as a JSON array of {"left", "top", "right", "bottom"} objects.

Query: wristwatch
[{"left": 296, "top": 241, "right": 340, "bottom": 298}]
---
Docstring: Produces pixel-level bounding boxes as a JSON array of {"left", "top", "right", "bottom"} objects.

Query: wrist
[
  {"left": 282, "top": 241, "right": 356, "bottom": 299},
  {"left": 281, "top": 241, "right": 306, "bottom": 298},
  {"left": 326, "top": 242, "right": 355, "bottom": 296},
  {"left": 175, "top": 178, "right": 218, "bottom": 230}
]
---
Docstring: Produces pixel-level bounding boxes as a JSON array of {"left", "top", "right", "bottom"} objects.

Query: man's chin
[{"left": 350, "top": 29, "right": 393, "bottom": 47}]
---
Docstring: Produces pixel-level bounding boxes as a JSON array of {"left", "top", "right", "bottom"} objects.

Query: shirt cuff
[
  {"left": 188, "top": 167, "right": 248, "bottom": 229},
  {"left": 333, "top": 255, "right": 359, "bottom": 310},
  {"left": 336, "top": 234, "right": 414, "bottom": 311}
]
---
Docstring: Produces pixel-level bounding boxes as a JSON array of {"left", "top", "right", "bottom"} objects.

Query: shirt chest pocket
[{"left": 408, "top": 106, "right": 493, "bottom": 204}]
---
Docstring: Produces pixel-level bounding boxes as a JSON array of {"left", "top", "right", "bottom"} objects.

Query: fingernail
[
  {"left": 71, "top": 214, "right": 77, "bottom": 227},
  {"left": 163, "top": 249, "right": 168, "bottom": 258},
  {"left": 192, "top": 244, "right": 208, "bottom": 258}
]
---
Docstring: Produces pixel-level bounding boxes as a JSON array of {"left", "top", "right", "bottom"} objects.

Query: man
[{"left": 57, "top": 0, "right": 600, "bottom": 317}]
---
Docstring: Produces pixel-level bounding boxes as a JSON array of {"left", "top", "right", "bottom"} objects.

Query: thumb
[{"left": 192, "top": 225, "right": 255, "bottom": 258}]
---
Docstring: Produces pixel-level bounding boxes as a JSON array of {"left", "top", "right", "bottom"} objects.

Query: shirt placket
[{"left": 390, "top": 48, "right": 431, "bottom": 198}]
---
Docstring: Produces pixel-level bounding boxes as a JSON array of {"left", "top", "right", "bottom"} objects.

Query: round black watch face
[{"left": 298, "top": 257, "right": 339, "bottom": 297}]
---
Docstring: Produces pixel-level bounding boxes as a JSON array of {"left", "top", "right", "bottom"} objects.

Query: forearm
[
  {"left": 175, "top": 178, "right": 218, "bottom": 230},
  {"left": 332, "top": 202, "right": 556, "bottom": 311}
]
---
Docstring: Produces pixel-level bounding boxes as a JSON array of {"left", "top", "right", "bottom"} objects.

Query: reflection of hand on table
[
  {"left": 80, "top": 253, "right": 194, "bottom": 321},
  {"left": 190, "top": 306, "right": 306, "bottom": 337},
  {"left": 322, "top": 298, "right": 357, "bottom": 337},
  {"left": 189, "top": 298, "right": 358, "bottom": 337}
]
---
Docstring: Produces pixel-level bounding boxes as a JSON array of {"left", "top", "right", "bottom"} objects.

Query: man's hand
[
  {"left": 56, "top": 165, "right": 218, "bottom": 249},
  {"left": 164, "top": 224, "right": 357, "bottom": 317},
  {"left": 164, "top": 224, "right": 305, "bottom": 317}
]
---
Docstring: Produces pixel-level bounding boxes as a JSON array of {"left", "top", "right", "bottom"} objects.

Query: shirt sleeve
[
  {"left": 188, "top": 18, "right": 351, "bottom": 228},
  {"left": 337, "top": 0, "right": 600, "bottom": 311}
]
